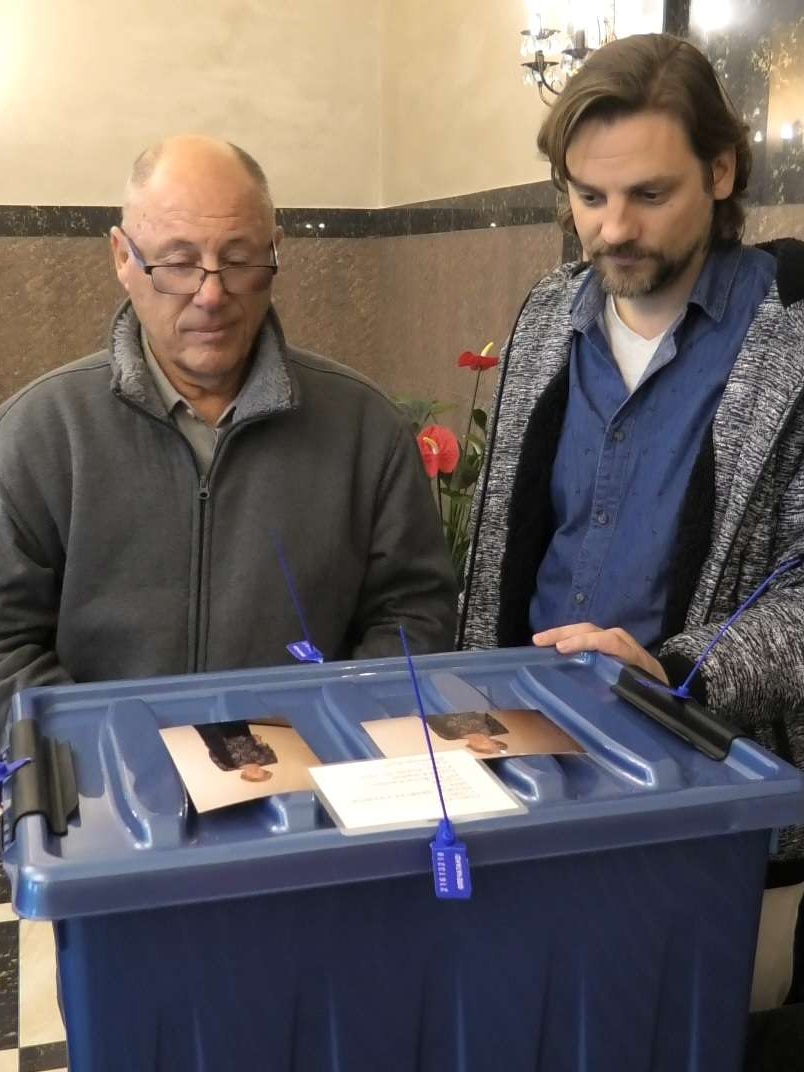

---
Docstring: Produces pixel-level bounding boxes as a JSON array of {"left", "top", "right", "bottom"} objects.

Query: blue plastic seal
[
  {"left": 671, "top": 555, "right": 803, "bottom": 700},
  {"left": 399, "top": 625, "right": 473, "bottom": 901},
  {"left": 270, "top": 529, "right": 325, "bottom": 665},
  {"left": 430, "top": 819, "right": 472, "bottom": 900},
  {"left": 0, "top": 756, "right": 31, "bottom": 787},
  {"left": 286, "top": 640, "right": 325, "bottom": 664},
  {"left": 614, "top": 556, "right": 804, "bottom": 759}
]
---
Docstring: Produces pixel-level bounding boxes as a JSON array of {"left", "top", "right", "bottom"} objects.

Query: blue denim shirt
[{"left": 529, "top": 243, "right": 775, "bottom": 651}]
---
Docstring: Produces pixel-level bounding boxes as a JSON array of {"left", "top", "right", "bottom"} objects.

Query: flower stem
[{"left": 463, "top": 371, "right": 481, "bottom": 456}]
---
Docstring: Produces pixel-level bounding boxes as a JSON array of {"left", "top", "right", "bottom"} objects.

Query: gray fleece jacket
[
  {"left": 460, "top": 240, "right": 804, "bottom": 860},
  {"left": 0, "top": 302, "right": 457, "bottom": 727}
]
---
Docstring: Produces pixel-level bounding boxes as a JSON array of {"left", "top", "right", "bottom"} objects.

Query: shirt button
[
  {"left": 596, "top": 511, "right": 609, "bottom": 526},
  {"left": 612, "top": 429, "right": 625, "bottom": 442},
  {"left": 574, "top": 592, "right": 586, "bottom": 605}
]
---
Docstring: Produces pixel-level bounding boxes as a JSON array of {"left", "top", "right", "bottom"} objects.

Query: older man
[{"left": 0, "top": 136, "right": 456, "bottom": 722}]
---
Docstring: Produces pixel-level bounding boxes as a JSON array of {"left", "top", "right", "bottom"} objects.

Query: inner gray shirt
[{"left": 142, "top": 332, "right": 236, "bottom": 475}]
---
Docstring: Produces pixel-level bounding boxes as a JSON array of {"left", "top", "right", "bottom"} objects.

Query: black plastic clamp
[
  {"left": 611, "top": 667, "right": 739, "bottom": 761},
  {"left": 8, "top": 719, "right": 78, "bottom": 836}
]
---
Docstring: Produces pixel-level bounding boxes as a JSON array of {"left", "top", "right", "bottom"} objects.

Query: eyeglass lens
[{"left": 149, "top": 265, "right": 276, "bottom": 294}]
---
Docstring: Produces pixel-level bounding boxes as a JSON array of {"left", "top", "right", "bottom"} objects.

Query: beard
[{"left": 591, "top": 233, "right": 707, "bottom": 298}]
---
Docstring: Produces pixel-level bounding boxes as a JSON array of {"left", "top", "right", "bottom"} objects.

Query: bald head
[{"left": 122, "top": 135, "right": 274, "bottom": 227}]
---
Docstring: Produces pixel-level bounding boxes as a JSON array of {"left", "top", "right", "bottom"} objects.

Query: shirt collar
[
  {"left": 141, "top": 332, "right": 185, "bottom": 415},
  {"left": 571, "top": 241, "right": 745, "bottom": 333},
  {"left": 687, "top": 241, "right": 744, "bottom": 323},
  {"left": 141, "top": 331, "right": 236, "bottom": 426},
  {"left": 571, "top": 269, "right": 606, "bottom": 333}
]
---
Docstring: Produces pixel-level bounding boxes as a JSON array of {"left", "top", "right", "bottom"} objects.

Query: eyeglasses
[{"left": 119, "top": 228, "right": 279, "bottom": 295}]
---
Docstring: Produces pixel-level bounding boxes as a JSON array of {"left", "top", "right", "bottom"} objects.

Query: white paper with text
[{"left": 310, "top": 750, "right": 525, "bottom": 835}]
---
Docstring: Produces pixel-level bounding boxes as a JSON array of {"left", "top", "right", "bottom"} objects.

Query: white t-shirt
[{"left": 602, "top": 295, "right": 665, "bottom": 393}]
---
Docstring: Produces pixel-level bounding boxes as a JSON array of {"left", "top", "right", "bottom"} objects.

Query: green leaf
[
  {"left": 392, "top": 398, "right": 429, "bottom": 430},
  {"left": 451, "top": 536, "right": 472, "bottom": 588},
  {"left": 392, "top": 396, "right": 458, "bottom": 435},
  {"left": 472, "top": 408, "right": 487, "bottom": 432},
  {"left": 455, "top": 470, "right": 479, "bottom": 492},
  {"left": 440, "top": 486, "right": 472, "bottom": 501},
  {"left": 450, "top": 458, "right": 480, "bottom": 490}
]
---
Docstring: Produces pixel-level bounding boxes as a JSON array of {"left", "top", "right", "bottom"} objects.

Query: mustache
[{"left": 591, "top": 243, "right": 658, "bottom": 260}]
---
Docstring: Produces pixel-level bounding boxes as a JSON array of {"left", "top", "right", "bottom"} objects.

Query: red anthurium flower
[
  {"left": 457, "top": 349, "right": 500, "bottom": 371},
  {"left": 417, "top": 425, "right": 460, "bottom": 479}
]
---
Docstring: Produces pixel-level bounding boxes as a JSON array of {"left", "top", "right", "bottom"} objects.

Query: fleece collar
[{"left": 107, "top": 301, "right": 297, "bottom": 422}]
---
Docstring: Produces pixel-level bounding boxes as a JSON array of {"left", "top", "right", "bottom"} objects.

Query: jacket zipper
[
  {"left": 113, "top": 389, "right": 212, "bottom": 673},
  {"left": 194, "top": 475, "right": 211, "bottom": 672},
  {"left": 113, "top": 388, "right": 271, "bottom": 672}
]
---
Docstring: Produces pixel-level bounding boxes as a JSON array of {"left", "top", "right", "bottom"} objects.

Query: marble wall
[
  {"left": 1, "top": 194, "right": 802, "bottom": 417},
  {"left": 688, "top": 0, "right": 804, "bottom": 207},
  {"left": 0, "top": 237, "right": 121, "bottom": 400},
  {"left": 0, "top": 216, "right": 562, "bottom": 424}
]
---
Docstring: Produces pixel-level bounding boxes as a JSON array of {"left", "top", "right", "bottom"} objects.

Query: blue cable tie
[
  {"left": 0, "top": 757, "right": 32, "bottom": 787},
  {"left": 399, "top": 626, "right": 472, "bottom": 901},
  {"left": 672, "top": 554, "right": 802, "bottom": 699},
  {"left": 270, "top": 529, "right": 324, "bottom": 664},
  {"left": 636, "top": 554, "right": 803, "bottom": 701}
]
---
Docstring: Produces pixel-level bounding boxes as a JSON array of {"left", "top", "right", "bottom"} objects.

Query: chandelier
[{"left": 521, "top": 3, "right": 616, "bottom": 103}]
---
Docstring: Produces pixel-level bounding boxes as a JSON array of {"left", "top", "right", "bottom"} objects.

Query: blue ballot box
[{"left": 4, "top": 647, "right": 804, "bottom": 1072}]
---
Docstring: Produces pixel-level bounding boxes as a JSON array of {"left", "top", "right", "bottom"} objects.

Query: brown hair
[{"left": 537, "top": 33, "right": 751, "bottom": 242}]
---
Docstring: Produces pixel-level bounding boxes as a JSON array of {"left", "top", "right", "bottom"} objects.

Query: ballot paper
[{"left": 309, "top": 749, "right": 525, "bottom": 835}]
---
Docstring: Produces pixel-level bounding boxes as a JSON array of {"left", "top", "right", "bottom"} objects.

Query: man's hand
[{"left": 532, "top": 623, "right": 669, "bottom": 684}]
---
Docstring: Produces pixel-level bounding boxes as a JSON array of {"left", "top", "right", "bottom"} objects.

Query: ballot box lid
[{"left": 4, "top": 647, "right": 804, "bottom": 919}]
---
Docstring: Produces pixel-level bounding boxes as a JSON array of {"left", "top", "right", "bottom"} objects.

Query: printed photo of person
[
  {"left": 195, "top": 721, "right": 278, "bottom": 780},
  {"left": 425, "top": 712, "right": 510, "bottom": 755},
  {"left": 160, "top": 717, "right": 321, "bottom": 812},
  {"left": 362, "top": 709, "right": 584, "bottom": 761}
]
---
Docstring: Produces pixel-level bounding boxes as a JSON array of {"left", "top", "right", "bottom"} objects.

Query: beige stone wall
[
  {"left": 0, "top": 238, "right": 121, "bottom": 398},
  {"left": 372, "top": 224, "right": 562, "bottom": 413},
  {"left": 279, "top": 223, "right": 564, "bottom": 426},
  {"left": 0, "top": 225, "right": 561, "bottom": 414}
]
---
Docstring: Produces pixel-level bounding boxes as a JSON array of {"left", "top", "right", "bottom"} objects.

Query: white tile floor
[
  {"left": 0, "top": 876, "right": 67, "bottom": 1072},
  {"left": 17, "top": 922, "right": 64, "bottom": 1052}
]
